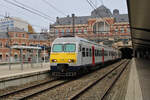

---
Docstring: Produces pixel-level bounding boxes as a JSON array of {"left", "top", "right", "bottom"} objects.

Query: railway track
[
  {"left": 0, "top": 78, "right": 69, "bottom": 100},
  {"left": 0, "top": 60, "right": 127, "bottom": 100},
  {"left": 68, "top": 60, "right": 130, "bottom": 100}
]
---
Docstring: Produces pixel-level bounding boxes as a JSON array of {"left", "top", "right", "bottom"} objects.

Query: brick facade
[{"left": 0, "top": 28, "right": 50, "bottom": 62}]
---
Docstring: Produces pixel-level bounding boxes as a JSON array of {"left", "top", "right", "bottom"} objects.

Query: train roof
[{"left": 53, "top": 36, "right": 113, "bottom": 49}]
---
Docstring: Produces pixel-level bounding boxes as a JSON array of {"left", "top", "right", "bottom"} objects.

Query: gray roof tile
[
  {"left": 29, "top": 33, "right": 48, "bottom": 41},
  {"left": 52, "top": 5, "right": 128, "bottom": 26}
]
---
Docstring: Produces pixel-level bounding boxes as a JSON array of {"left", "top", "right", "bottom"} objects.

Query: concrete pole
[
  {"left": 72, "top": 14, "right": 75, "bottom": 36},
  {"left": 44, "top": 47, "right": 45, "bottom": 63},
  {"left": 7, "top": 27, "right": 11, "bottom": 70},
  {"left": 37, "top": 49, "right": 38, "bottom": 63},
  {"left": 20, "top": 49, "right": 23, "bottom": 70}
]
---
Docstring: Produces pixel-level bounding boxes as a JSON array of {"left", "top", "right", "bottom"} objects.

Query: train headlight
[
  {"left": 68, "top": 59, "right": 75, "bottom": 63},
  {"left": 52, "top": 59, "right": 57, "bottom": 62}
]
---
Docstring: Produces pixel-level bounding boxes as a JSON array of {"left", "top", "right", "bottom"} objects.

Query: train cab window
[
  {"left": 86, "top": 48, "right": 89, "bottom": 57},
  {"left": 82, "top": 48, "right": 85, "bottom": 57},
  {"left": 52, "top": 44, "right": 63, "bottom": 52},
  {"left": 64, "top": 44, "right": 76, "bottom": 52}
]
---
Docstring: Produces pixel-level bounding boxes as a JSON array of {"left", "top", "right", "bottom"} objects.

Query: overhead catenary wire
[
  {"left": 3, "top": 0, "right": 55, "bottom": 22},
  {"left": 86, "top": 0, "right": 96, "bottom": 10},
  {"left": 12, "top": 0, "right": 54, "bottom": 20},
  {"left": 42, "top": 0, "right": 67, "bottom": 16}
]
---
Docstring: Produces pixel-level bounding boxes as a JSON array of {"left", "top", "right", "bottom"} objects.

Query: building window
[
  {"left": 66, "top": 29, "right": 70, "bottom": 33},
  {"left": 15, "top": 33, "right": 18, "bottom": 37},
  {"left": 84, "top": 29, "right": 87, "bottom": 33},
  {"left": 61, "top": 29, "right": 64, "bottom": 35},
  {"left": 0, "top": 54, "right": 2, "bottom": 61},
  {"left": 76, "top": 29, "right": 78, "bottom": 33},
  {"left": 13, "top": 43, "right": 18, "bottom": 46},
  {"left": 120, "top": 27, "right": 124, "bottom": 33},
  {"left": 115, "top": 28, "right": 118, "bottom": 32},
  {"left": 22, "top": 34, "right": 25, "bottom": 37},
  {"left": 127, "top": 27, "right": 130, "bottom": 33},
  {"left": 14, "top": 54, "right": 18, "bottom": 60},
  {"left": 6, "top": 54, "right": 8, "bottom": 61},
  {"left": 55, "top": 30, "right": 58, "bottom": 34},
  {"left": 78, "top": 29, "right": 82, "bottom": 33},
  {"left": 0, "top": 42, "right": 2, "bottom": 48},
  {"left": 22, "top": 44, "right": 26, "bottom": 46},
  {"left": 5, "top": 42, "right": 9, "bottom": 48}
]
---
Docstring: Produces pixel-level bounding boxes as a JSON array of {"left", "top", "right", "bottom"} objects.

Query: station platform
[
  {"left": 0, "top": 62, "right": 50, "bottom": 89},
  {"left": 126, "top": 58, "right": 150, "bottom": 100},
  {"left": 0, "top": 62, "right": 50, "bottom": 79}
]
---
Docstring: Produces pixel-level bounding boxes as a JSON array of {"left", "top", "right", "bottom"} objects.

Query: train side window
[
  {"left": 104, "top": 51, "right": 107, "bottom": 56},
  {"left": 89, "top": 48, "right": 92, "bottom": 57},
  {"left": 96, "top": 50, "right": 98, "bottom": 56},
  {"left": 99, "top": 50, "right": 102, "bottom": 56},
  {"left": 95, "top": 50, "right": 98, "bottom": 56},
  {"left": 79, "top": 44, "right": 81, "bottom": 52},
  {"left": 98, "top": 50, "right": 100, "bottom": 56},
  {"left": 82, "top": 48, "right": 85, "bottom": 57},
  {"left": 106, "top": 51, "right": 108, "bottom": 56},
  {"left": 95, "top": 50, "right": 97, "bottom": 56},
  {"left": 86, "top": 48, "right": 89, "bottom": 57}
]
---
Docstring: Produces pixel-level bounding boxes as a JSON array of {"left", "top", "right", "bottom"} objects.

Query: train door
[
  {"left": 92, "top": 46, "right": 95, "bottom": 66},
  {"left": 79, "top": 44, "right": 83, "bottom": 65},
  {"left": 102, "top": 48, "right": 104, "bottom": 64}
]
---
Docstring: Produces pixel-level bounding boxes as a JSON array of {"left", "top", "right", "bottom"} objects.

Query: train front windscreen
[{"left": 52, "top": 44, "right": 76, "bottom": 52}]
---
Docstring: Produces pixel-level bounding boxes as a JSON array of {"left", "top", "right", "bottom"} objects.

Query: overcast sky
[{"left": 0, "top": 0, "right": 128, "bottom": 32}]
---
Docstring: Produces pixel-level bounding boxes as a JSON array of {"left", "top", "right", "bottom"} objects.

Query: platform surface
[
  {"left": 0, "top": 62, "right": 50, "bottom": 79},
  {"left": 135, "top": 58, "right": 150, "bottom": 100},
  {"left": 126, "top": 58, "right": 150, "bottom": 100}
]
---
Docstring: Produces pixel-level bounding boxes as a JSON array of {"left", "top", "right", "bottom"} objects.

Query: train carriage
[{"left": 50, "top": 36, "right": 121, "bottom": 76}]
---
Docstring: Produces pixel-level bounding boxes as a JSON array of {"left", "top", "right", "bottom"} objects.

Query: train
[{"left": 50, "top": 36, "right": 121, "bottom": 76}]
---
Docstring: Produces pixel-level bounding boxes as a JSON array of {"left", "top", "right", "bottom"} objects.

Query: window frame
[
  {"left": 64, "top": 43, "right": 76, "bottom": 52},
  {"left": 52, "top": 44, "right": 63, "bottom": 52}
]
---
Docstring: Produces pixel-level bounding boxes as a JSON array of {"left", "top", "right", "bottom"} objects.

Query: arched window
[
  {"left": 93, "top": 22, "right": 110, "bottom": 34},
  {"left": 14, "top": 54, "right": 18, "bottom": 61}
]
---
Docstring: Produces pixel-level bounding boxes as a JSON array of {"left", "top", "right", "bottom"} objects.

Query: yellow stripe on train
[{"left": 50, "top": 52, "right": 77, "bottom": 63}]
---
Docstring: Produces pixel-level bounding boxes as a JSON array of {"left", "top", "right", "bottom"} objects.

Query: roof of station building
[{"left": 53, "top": 5, "right": 129, "bottom": 26}]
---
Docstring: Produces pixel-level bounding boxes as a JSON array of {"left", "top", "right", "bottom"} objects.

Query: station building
[
  {"left": 50, "top": 5, "right": 131, "bottom": 46},
  {"left": 0, "top": 27, "right": 50, "bottom": 62}
]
